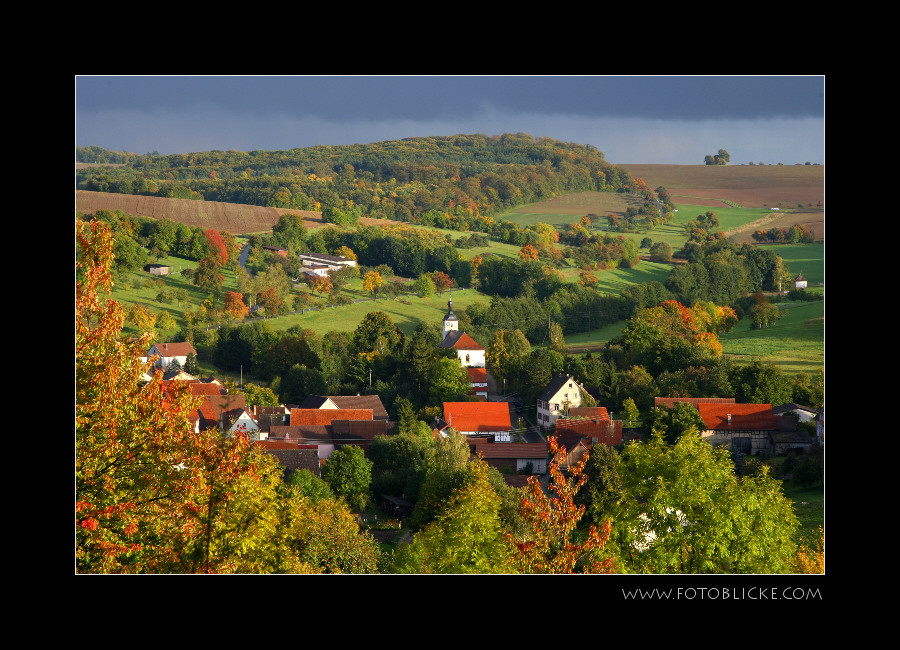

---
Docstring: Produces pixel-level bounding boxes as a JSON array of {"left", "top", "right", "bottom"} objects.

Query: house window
[
  {"left": 465, "top": 354, "right": 470, "bottom": 363},
  {"left": 554, "top": 404, "right": 559, "bottom": 411}
]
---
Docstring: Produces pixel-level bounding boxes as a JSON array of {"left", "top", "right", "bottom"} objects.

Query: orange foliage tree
[
  {"left": 512, "top": 437, "right": 616, "bottom": 574},
  {"left": 224, "top": 291, "right": 249, "bottom": 321},
  {"left": 76, "top": 218, "right": 277, "bottom": 573},
  {"left": 518, "top": 244, "right": 539, "bottom": 261}
]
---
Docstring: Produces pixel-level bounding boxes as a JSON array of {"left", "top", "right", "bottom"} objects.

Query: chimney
[{"left": 164, "top": 343, "right": 167, "bottom": 351}]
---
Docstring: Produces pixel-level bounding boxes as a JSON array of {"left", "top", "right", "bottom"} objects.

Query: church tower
[{"left": 442, "top": 300, "right": 459, "bottom": 340}]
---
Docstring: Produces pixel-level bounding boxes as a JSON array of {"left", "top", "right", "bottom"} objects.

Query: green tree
[
  {"left": 353, "top": 311, "right": 404, "bottom": 356},
  {"left": 428, "top": 356, "right": 471, "bottom": 405},
  {"left": 271, "top": 213, "right": 307, "bottom": 251},
  {"left": 613, "top": 432, "right": 799, "bottom": 573},
  {"left": 193, "top": 257, "right": 225, "bottom": 293},
  {"left": 284, "top": 469, "right": 334, "bottom": 503},
  {"left": 580, "top": 443, "right": 624, "bottom": 528},
  {"left": 648, "top": 241, "right": 672, "bottom": 263},
  {"left": 642, "top": 401, "right": 707, "bottom": 445},
  {"left": 391, "top": 457, "right": 518, "bottom": 574},
  {"left": 413, "top": 273, "right": 436, "bottom": 298},
  {"left": 321, "top": 445, "right": 373, "bottom": 511}
]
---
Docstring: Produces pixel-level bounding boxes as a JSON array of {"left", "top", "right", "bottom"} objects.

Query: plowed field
[
  {"left": 622, "top": 164, "right": 824, "bottom": 209},
  {"left": 75, "top": 190, "right": 397, "bottom": 234}
]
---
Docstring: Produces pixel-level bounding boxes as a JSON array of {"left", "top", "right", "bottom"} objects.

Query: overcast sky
[{"left": 75, "top": 75, "right": 825, "bottom": 165}]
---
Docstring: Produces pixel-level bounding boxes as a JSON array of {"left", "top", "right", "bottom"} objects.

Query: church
[{"left": 438, "top": 300, "right": 488, "bottom": 399}]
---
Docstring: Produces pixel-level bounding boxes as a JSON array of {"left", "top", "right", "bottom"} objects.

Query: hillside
[{"left": 75, "top": 190, "right": 396, "bottom": 234}]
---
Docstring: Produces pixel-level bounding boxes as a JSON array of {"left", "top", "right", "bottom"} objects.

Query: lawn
[{"left": 720, "top": 299, "right": 824, "bottom": 376}]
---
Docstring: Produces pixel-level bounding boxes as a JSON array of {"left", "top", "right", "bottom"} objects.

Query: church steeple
[{"left": 442, "top": 300, "right": 458, "bottom": 340}]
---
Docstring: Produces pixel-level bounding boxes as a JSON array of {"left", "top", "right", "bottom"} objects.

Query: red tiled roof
[
  {"left": 448, "top": 332, "right": 485, "bottom": 350},
  {"left": 567, "top": 407, "right": 609, "bottom": 420},
  {"left": 149, "top": 342, "right": 197, "bottom": 358},
  {"left": 188, "top": 383, "right": 224, "bottom": 396},
  {"left": 443, "top": 402, "right": 512, "bottom": 432},
  {"left": 467, "top": 367, "right": 488, "bottom": 382},
  {"left": 472, "top": 442, "right": 548, "bottom": 459},
  {"left": 290, "top": 408, "right": 373, "bottom": 426},
  {"left": 697, "top": 403, "right": 778, "bottom": 431},
  {"left": 555, "top": 417, "right": 622, "bottom": 446},
  {"left": 253, "top": 441, "right": 301, "bottom": 449},
  {"left": 655, "top": 397, "right": 736, "bottom": 407}
]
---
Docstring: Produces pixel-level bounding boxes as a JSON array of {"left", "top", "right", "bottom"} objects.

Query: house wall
[
  {"left": 458, "top": 349, "right": 485, "bottom": 368},
  {"left": 537, "top": 383, "right": 584, "bottom": 429},
  {"left": 701, "top": 429, "right": 771, "bottom": 455}
]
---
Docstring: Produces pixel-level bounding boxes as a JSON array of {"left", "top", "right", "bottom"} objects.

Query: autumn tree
[
  {"left": 513, "top": 437, "right": 616, "bottom": 574},
  {"left": 519, "top": 244, "right": 539, "bottom": 261},
  {"left": 307, "top": 274, "right": 333, "bottom": 297},
  {"left": 76, "top": 219, "right": 276, "bottom": 573},
  {"left": 204, "top": 228, "right": 229, "bottom": 266},
  {"left": 224, "top": 291, "right": 249, "bottom": 322},
  {"left": 256, "top": 286, "right": 285, "bottom": 317},
  {"left": 363, "top": 270, "right": 383, "bottom": 300},
  {"left": 431, "top": 271, "right": 454, "bottom": 296}
]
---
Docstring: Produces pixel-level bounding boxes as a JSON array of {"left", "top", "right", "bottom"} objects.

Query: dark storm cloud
[{"left": 76, "top": 75, "right": 824, "bottom": 122}]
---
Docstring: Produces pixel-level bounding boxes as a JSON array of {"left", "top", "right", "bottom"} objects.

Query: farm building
[
  {"left": 794, "top": 273, "right": 807, "bottom": 289},
  {"left": 144, "top": 263, "right": 170, "bottom": 276}
]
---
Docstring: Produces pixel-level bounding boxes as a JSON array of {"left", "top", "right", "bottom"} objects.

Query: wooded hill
[{"left": 76, "top": 134, "right": 635, "bottom": 228}]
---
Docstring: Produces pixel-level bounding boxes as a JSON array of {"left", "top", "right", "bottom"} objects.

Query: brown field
[
  {"left": 75, "top": 190, "right": 396, "bottom": 234},
  {"left": 727, "top": 208, "right": 825, "bottom": 244},
  {"left": 622, "top": 164, "right": 824, "bottom": 209}
]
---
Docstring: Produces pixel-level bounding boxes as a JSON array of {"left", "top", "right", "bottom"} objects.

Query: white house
[
  {"left": 794, "top": 273, "right": 807, "bottom": 289},
  {"left": 147, "top": 342, "right": 197, "bottom": 371},
  {"left": 298, "top": 253, "right": 357, "bottom": 271},
  {"left": 536, "top": 373, "right": 586, "bottom": 429}
]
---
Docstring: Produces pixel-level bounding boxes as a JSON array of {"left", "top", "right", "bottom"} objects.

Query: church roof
[{"left": 439, "top": 330, "right": 484, "bottom": 351}]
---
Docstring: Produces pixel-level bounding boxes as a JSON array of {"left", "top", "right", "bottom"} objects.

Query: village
[{"left": 143, "top": 291, "right": 824, "bottom": 521}]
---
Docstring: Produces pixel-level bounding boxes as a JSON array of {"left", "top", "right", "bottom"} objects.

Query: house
[
  {"left": 794, "top": 273, "right": 808, "bottom": 289},
  {"left": 301, "top": 264, "right": 330, "bottom": 278},
  {"left": 441, "top": 401, "right": 514, "bottom": 439},
  {"left": 297, "top": 394, "right": 389, "bottom": 420},
  {"left": 553, "top": 407, "right": 622, "bottom": 469},
  {"left": 146, "top": 342, "right": 197, "bottom": 371},
  {"left": 144, "top": 263, "right": 170, "bottom": 276},
  {"left": 195, "top": 393, "right": 261, "bottom": 439},
  {"left": 772, "top": 403, "right": 818, "bottom": 424},
  {"left": 536, "top": 374, "right": 588, "bottom": 429},
  {"left": 298, "top": 252, "right": 357, "bottom": 272},
  {"left": 262, "top": 245, "right": 288, "bottom": 257},
  {"left": 695, "top": 402, "right": 779, "bottom": 455},
  {"left": 467, "top": 367, "right": 489, "bottom": 399},
  {"left": 469, "top": 440, "right": 549, "bottom": 474},
  {"left": 253, "top": 441, "right": 321, "bottom": 479},
  {"left": 267, "top": 405, "right": 391, "bottom": 456}
]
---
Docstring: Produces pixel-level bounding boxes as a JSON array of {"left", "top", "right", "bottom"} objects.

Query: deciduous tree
[
  {"left": 224, "top": 291, "right": 249, "bottom": 322},
  {"left": 321, "top": 445, "right": 373, "bottom": 511}
]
